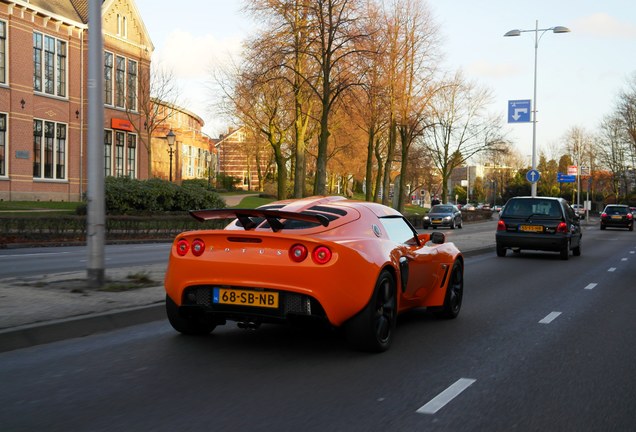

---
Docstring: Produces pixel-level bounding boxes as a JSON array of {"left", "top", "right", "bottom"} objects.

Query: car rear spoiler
[{"left": 189, "top": 209, "right": 330, "bottom": 232}]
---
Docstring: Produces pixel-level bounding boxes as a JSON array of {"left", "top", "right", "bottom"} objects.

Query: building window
[
  {"left": 0, "top": 113, "right": 6, "bottom": 176},
  {"left": 127, "top": 59, "right": 137, "bottom": 111},
  {"left": 56, "top": 123, "right": 66, "bottom": 178},
  {"left": 104, "top": 130, "right": 112, "bottom": 176},
  {"left": 127, "top": 134, "right": 136, "bottom": 178},
  {"left": 115, "top": 131, "right": 125, "bottom": 176},
  {"left": 104, "top": 52, "right": 113, "bottom": 105},
  {"left": 33, "top": 119, "right": 66, "bottom": 180},
  {"left": 117, "top": 14, "right": 128, "bottom": 38},
  {"left": 115, "top": 56, "right": 125, "bottom": 108},
  {"left": 0, "top": 21, "right": 6, "bottom": 84},
  {"left": 33, "top": 32, "right": 67, "bottom": 97}
]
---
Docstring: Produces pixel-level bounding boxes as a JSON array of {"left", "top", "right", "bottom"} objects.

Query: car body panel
[
  {"left": 496, "top": 196, "right": 582, "bottom": 254},
  {"left": 164, "top": 196, "right": 463, "bottom": 329}
]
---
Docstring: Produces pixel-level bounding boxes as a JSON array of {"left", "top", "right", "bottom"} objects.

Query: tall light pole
[
  {"left": 504, "top": 20, "right": 570, "bottom": 197},
  {"left": 166, "top": 129, "right": 176, "bottom": 182}
]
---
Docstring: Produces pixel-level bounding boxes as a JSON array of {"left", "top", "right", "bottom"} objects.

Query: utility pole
[{"left": 86, "top": 0, "right": 105, "bottom": 288}]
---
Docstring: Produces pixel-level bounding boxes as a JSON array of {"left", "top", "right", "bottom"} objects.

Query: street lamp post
[
  {"left": 166, "top": 129, "right": 176, "bottom": 182},
  {"left": 206, "top": 153, "right": 213, "bottom": 189},
  {"left": 504, "top": 21, "right": 570, "bottom": 197}
]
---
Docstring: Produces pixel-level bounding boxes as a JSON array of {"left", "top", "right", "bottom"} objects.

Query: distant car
[
  {"left": 496, "top": 196, "right": 582, "bottom": 260},
  {"left": 570, "top": 204, "right": 586, "bottom": 219},
  {"left": 492, "top": 205, "right": 503, "bottom": 213},
  {"left": 463, "top": 204, "right": 476, "bottom": 211},
  {"left": 630, "top": 207, "right": 636, "bottom": 217},
  {"left": 423, "top": 204, "right": 463, "bottom": 229},
  {"left": 164, "top": 196, "right": 464, "bottom": 352},
  {"left": 600, "top": 204, "right": 634, "bottom": 231}
]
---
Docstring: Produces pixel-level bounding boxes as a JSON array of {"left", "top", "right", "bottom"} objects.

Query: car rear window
[
  {"left": 605, "top": 206, "right": 628, "bottom": 215},
  {"left": 503, "top": 199, "right": 562, "bottom": 218}
]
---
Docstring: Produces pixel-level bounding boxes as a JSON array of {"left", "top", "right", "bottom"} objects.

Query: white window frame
[{"left": 33, "top": 31, "right": 67, "bottom": 98}]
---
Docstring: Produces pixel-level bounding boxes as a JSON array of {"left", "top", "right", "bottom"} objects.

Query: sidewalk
[{"left": 0, "top": 222, "right": 497, "bottom": 353}]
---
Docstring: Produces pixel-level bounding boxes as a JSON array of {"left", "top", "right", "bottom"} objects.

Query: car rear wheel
[
  {"left": 166, "top": 295, "right": 217, "bottom": 335},
  {"left": 496, "top": 243, "right": 506, "bottom": 257},
  {"left": 435, "top": 261, "right": 463, "bottom": 319},
  {"left": 560, "top": 240, "right": 570, "bottom": 260},
  {"left": 345, "top": 270, "right": 396, "bottom": 353},
  {"left": 573, "top": 240, "right": 581, "bottom": 256},
  {"left": 630, "top": 224, "right": 634, "bottom": 232},
  {"left": 600, "top": 224, "right": 606, "bottom": 230}
]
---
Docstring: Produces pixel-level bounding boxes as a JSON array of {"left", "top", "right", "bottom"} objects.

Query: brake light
[
  {"left": 497, "top": 220, "right": 506, "bottom": 231},
  {"left": 601, "top": 212, "right": 607, "bottom": 218},
  {"left": 289, "top": 244, "right": 308, "bottom": 262},
  {"left": 176, "top": 239, "right": 190, "bottom": 256},
  {"left": 628, "top": 213, "right": 633, "bottom": 220},
  {"left": 556, "top": 222, "right": 568, "bottom": 233},
  {"left": 191, "top": 239, "right": 205, "bottom": 256},
  {"left": 312, "top": 246, "right": 332, "bottom": 264}
]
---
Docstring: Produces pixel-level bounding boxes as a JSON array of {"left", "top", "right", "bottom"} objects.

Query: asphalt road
[{"left": 0, "top": 225, "right": 634, "bottom": 431}]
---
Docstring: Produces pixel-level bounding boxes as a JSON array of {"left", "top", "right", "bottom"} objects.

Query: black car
[
  {"left": 496, "top": 196, "right": 582, "bottom": 260},
  {"left": 600, "top": 204, "right": 634, "bottom": 231},
  {"left": 423, "top": 204, "right": 463, "bottom": 229}
]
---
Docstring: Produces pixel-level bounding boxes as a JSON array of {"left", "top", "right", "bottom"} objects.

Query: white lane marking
[
  {"left": 584, "top": 283, "right": 598, "bottom": 290},
  {"left": 416, "top": 378, "right": 476, "bottom": 415},
  {"left": 630, "top": 251, "right": 635, "bottom": 254},
  {"left": 539, "top": 312, "right": 562, "bottom": 324},
  {"left": 608, "top": 267, "right": 616, "bottom": 272},
  {"left": 0, "top": 252, "right": 73, "bottom": 258},
  {"left": 621, "top": 258, "right": 628, "bottom": 261}
]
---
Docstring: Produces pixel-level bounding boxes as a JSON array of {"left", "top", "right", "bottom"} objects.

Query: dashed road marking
[
  {"left": 416, "top": 378, "right": 476, "bottom": 415},
  {"left": 608, "top": 267, "right": 616, "bottom": 272},
  {"left": 539, "top": 312, "right": 562, "bottom": 324},
  {"left": 584, "top": 283, "right": 598, "bottom": 290},
  {"left": 621, "top": 258, "right": 628, "bottom": 261}
]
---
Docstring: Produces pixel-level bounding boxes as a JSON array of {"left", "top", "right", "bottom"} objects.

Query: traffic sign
[
  {"left": 567, "top": 165, "right": 577, "bottom": 175},
  {"left": 526, "top": 169, "right": 540, "bottom": 183},
  {"left": 557, "top": 173, "right": 576, "bottom": 183},
  {"left": 508, "top": 100, "right": 531, "bottom": 123}
]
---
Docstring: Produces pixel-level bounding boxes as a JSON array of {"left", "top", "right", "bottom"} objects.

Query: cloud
[
  {"left": 571, "top": 13, "right": 636, "bottom": 39},
  {"left": 152, "top": 30, "right": 243, "bottom": 79}
]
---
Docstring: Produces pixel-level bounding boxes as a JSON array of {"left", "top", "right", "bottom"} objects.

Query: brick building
[
  {"left": 215, "top": 126, "right": 268, "bottom": 191},
  {"left": 0, "top": 0, "right": 152, "bottom": 201}
]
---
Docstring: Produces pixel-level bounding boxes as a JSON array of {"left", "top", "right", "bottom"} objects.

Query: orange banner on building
[{"left": 111, "top": 118, "right": 134, "bottom": 131}]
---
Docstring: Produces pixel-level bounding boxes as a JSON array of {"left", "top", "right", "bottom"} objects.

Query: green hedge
[{"left": 0, "top": 214, "right": 229, "bottom": 245}]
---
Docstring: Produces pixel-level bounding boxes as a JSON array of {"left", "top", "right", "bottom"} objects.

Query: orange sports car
[{"left": 164, "top": 196, "right": 464, "bottom": 352}]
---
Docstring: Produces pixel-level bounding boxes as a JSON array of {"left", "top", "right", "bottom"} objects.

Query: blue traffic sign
[
  {"left": 526, "top": 169, "right": 540, "bottom": 183},
  {"left": 508, "top": 100, "right": 531, "bottom": 123},
  {"left": 557, "top": 173, "right": 576, "bottom": 183}
]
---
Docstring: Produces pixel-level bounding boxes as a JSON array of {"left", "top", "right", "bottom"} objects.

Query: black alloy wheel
[
  {"left": 166, "top": 294, "right": 217, "bottom": 335},
  {"left": 435, "top": 261, "right": 463, "bottom": 319},
  {"left": 345, "top": 270, "right": 397, "bottom": 353}
]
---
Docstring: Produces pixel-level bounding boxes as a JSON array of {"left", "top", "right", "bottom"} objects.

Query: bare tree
[
  {"left": 423, "top": 72, "right": 504, "bottom": 203},
  {"left": 126, "top": 63, "right": 181, "bottom": 176},
  {"left": 596, "top": 114, "right": 631, "bottom": 200}
]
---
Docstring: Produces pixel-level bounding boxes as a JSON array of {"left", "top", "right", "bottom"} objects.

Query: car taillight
[
  {"left": 289, "top": 244, "right": 308, "bottom": 262},
  {"left": 176, "top": 239, "right": 190, "bottom": 256},
  {"left": 628, "top": 213, "right": 633, "bottom": 220},
  {"left": 601, "top": 212, "right": 607, "bottom": 218},
  {"left": 312, "top": 246, "right": 332, "bottom": 264},
  {"left": 497, "top": 220, "right": 506, "bottom": 231},
  {"left": 556, "top": 222, "right": 568, "bottom": 233},
  {"left": 191, "top": 239, "right": 205, "bottom": 256}
]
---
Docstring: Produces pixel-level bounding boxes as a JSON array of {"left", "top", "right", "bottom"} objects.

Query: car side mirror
[{"left": 430, "top": 231, "right": 445, "bottom": 245}]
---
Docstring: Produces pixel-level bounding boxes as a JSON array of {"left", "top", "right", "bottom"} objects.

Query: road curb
[{"left": 0, "top": 303, "right": 165, "bottom": 353}]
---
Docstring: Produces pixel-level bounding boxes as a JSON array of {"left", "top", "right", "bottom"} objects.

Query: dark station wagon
[{"left": 496, "top": 196, "right": 582, "bottom": 260}]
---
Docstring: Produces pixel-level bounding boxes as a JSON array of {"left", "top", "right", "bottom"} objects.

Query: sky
[{"left": 134, "top": 0, "right": 636, "bottom": 163}]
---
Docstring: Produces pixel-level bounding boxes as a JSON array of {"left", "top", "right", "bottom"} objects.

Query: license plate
[
  {"left": 611, "top": 215, "right": 622, "bottom": 220},
  {"left": 432, "top": 219, "right": 442, "bottom": 224},
  {"left": 519, "top": 225, "right": 543, "bottom": 232},
  {"left": 213, "top": 288, "right": 278, "bottom": 308}
]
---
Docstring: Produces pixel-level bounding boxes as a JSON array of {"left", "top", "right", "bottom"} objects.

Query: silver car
[{"left": 423, "top": 204, "right": 463, "bottom": 229}]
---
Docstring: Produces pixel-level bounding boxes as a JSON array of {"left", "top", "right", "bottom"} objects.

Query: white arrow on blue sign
[
  {"left": 508, "top": 100, "right": 531, "bottom": 123},
  {"left": 526, "top": 169, "right": 540, "bottom": 183}
]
